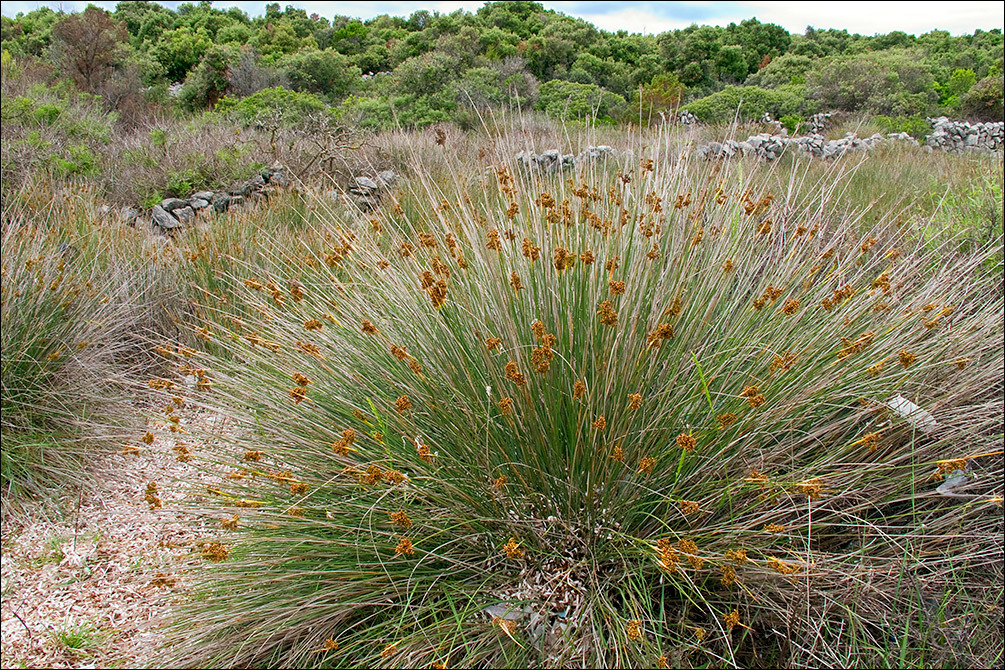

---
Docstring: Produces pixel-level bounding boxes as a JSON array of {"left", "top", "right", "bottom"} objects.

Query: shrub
[
  {"left": 214, "top": 87, "right": 330, "bottom": 127},
  {"left": 873, "top": 115, "right": 931, "bottom": 140},
  {"left": 809, "top": 49, "right": 939, "bottom": 116},
  {"left": 536, "top": 79, "right": 626, "bottom": 122},
  {"left": 959, "top": 74, "right": 1004, "bottom": 122},
  {"left": 778, "top": 113, "right": 802, "bottom": 134},
  {"left": 164, "top": 147, "right": 1003, "bottom": 668},
  {"left": 280, "top": 48, "right": 361, "bottom": 101},
  {"left": 683, "top": 84, "right": 813, "bottom": 122}
]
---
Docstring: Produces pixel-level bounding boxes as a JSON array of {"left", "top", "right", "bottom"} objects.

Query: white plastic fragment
[
  {"left": 483, "top": 603, "right": 531, "bottom": 620},
  {"left": 936, "top": 472, "right": 970, "bottom": 496},
  {"left": 886, "top": 395, "right": 938, "bottom": 434}
]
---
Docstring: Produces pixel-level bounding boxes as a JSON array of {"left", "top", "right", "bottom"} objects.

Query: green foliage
[
  {"left": 165, "top": 168, "right": 198, "bottom": 198},
  {"left": 279, "top": 48, "right": 361, "bottom": 101},
  {"left": 778, "top": 113, "right": 802, "bottom": 134},
  {"left": 745, "top": 53, "right": 814, "bottom": 88},
  {"left": 214, "top": 87, "right": 329, "bottom": 127},
  {"left": 536, "top": 79, "right": 625, "bottom": 121},
  {"left": 959, "top": 74, "right": 1004, "bottom": 121},
  {"left": 178, "top": 45, "right": 235, "bottom": 111},
  {"left": 624, "top": 73, "right": 686, "bottom": 124},
  {"left": 873, "top": 115, "right": 932, "bottom": 139},
  {"left": 152, "top": 26, "right": 214, "bottom": 83},
  {"left": 810, "top": 49, "right": 940, "bottom": 116},
  {"left": 53, "top": 144, "right": 98, "bottom": 177},
  {"left": 683, "top": 84, "right": 813, "bottom": 122},
  {"left": 4, "top": 0, "right": 1004, "bottom": 126}
]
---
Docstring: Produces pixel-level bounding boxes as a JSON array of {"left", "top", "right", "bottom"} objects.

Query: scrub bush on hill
[
  {"left": 683, "top": 84, "right": 814, "bottom": 123},
  {"left": 536, "top": 79, "right": 626, "bottom": 122},
  {"left": 162, "top": 142, "right": 1003, "bottom": 668}
]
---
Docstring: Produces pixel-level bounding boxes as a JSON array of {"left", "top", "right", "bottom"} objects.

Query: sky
[{"left": 2, "top": 0, "right": 1003, "bottom": 37}]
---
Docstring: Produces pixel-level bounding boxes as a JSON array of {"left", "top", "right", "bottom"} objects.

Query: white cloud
[
  {"left": 2, "top": 0, "right": 1002, "bottom": 35},
  {"left": 740, "top": 1, "right": 1004, "bottom": 36},
  {"left": 568, "top": 7, "right": 701, "bottom": 34}
]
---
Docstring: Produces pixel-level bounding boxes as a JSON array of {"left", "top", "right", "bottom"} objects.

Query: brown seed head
[
  {"left": 628, "top": 393, "right": 642, "bottom": 410},
  {"left": 505, "top": 361, "right": 527, "bottom": 386},
  {"left": 395, "top": 395, "right": 412, "bottom": 413},
  {"left": 394, "top": 537, "right": 414, "bottom": 556},
  {"left": 503, "top": 537, "right": 524, "bottom": 559},
  {"left": 597, "top": 300, "right": 618, "bottom": 327},
  {"left": 647, "top": 323, "right": 674, "bottom": 348},
  {"left": 676, "top": 432, "right": 696, "bottom": 452}
]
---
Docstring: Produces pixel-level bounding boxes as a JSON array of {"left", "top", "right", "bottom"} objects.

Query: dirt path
[{"left": 0, "top": 416, "right": 220, "bottom": 668}]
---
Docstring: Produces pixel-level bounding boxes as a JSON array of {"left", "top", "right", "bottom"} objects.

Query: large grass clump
[
  {"left": 162, "top": 134, "right": 1003, "bottom": 668},
  {"left": 0, "top": 194, "right": 165, "bottom": 509}
]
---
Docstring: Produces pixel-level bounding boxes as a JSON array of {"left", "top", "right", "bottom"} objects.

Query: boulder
[
  {"left": 212, "top": 192, "right": 231, "bottom": 213},
  {"left": 189, "top": 198, "right": 210, "bottom": 210},
  {"left": 161, "top": 197, "right": 188, "bottom": 211},
  {"left": 174, "top": 206, "right": 195, "bottom": 224},
  {"left": 151, "top": 205, "right": 183, "bottom": 230}
]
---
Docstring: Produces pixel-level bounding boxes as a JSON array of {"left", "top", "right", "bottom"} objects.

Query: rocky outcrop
[{"left": 926, "top": 116, "right": 1003, "bottom": 152}]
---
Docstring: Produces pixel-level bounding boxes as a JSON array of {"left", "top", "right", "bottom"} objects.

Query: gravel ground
[{"left": 1, "top": 414, "right": 226, "bottom": 668}]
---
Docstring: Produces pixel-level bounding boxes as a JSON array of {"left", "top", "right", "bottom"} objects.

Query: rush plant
[{"left": 163, "top": 132, "right": 1003, "bottom": 668}]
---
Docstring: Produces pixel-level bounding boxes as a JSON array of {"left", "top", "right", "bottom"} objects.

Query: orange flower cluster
[
  {"left": 676, "top": 432, "right": 696, "bottom": 453},
  {"left": 333, "top": 428, "right": 355, "bottom": 456}
]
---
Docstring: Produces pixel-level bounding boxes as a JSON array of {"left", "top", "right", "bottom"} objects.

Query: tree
[
  {"left": 626, "top": 73, "right": 685, "bottom": 124},
  {"left": 50, "top": 7, "right": 127, "bottom": 93},
  {"left": 281, "top": 48, "right": 361, "bottom": 101}
]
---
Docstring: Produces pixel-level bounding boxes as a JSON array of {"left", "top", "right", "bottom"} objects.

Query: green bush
[
  {"left": 959, "top": 74, "right": 1004, "bottom": 122},
  {"left": 164, "top": 152, "right": 1003, "bottom": 668},
  {"left": 536, "top": 79, "right": 626, "bottom": 122},
  {"left": 873, "top": 115, "right": 931, "bottom": 140},
  {"left": 280, "top": 48, "right": 361, "bottom": 101},
  {"left": 214, "top": 87, "right": 330, "bottom": 127},
  {"left": 778, "top": 113, "right": 802, "bottom": 134},
  {"left": 809, "top": 49, "right": 939, "bottom": 116},
  {"left": 683, "top": 84, "right": 813, "bottom": 122}
]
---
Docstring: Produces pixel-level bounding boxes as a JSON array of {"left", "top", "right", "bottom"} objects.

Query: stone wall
[
  {"left": 696, "top": 131, "right": 919, "bottom": 161},
  {"left": 926, "top": 116, "right": 1004, "bottom": 152}
]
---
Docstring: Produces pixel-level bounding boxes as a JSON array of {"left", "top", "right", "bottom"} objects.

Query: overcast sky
[{"left": 2, "top": 1, "right": 1002, "bottom": 36}]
